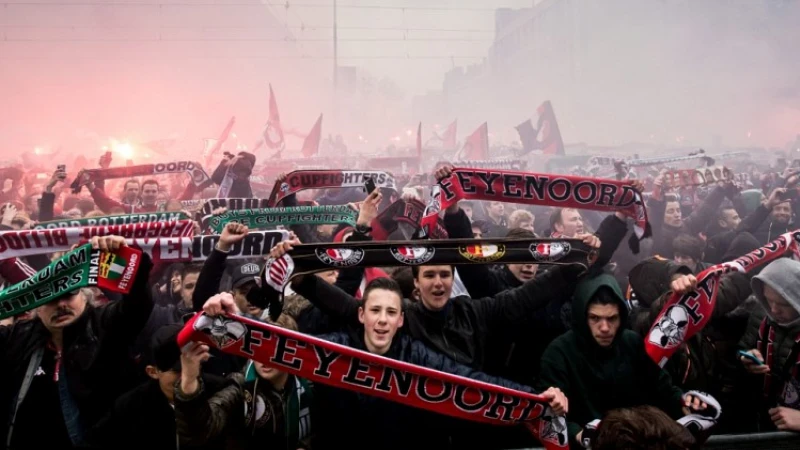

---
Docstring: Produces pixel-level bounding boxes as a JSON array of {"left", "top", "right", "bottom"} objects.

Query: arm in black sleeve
[
  {"left": 736, "top": 204, "right": 771, "bottom": 234},
  {"left": 683, "top": 187, "right": 726, "bottom": 235},
  {"left": 334, "top": 230, "right": 371, "bottom": 296},
  {"left": 476, "top": 263, "right": 584, "bottom": 337},
  {"left": 99, "top": 253, "right": 154, "bottom": 343},
  {"left": 443, "top": 208, "right": 506, "bottom": 298},
  {"left": 191, "top": 248, "right": 229, "bottom": 312},
  {"left": 592, "top": 213, "right": 629, "bottom": 269},
  {"left": 291, "top": 274, "right": 361, "bottom": 327},
  {"left": 280, "top": 193, "right": 316, "bottom": 244},
  {"left": 39, "top": 191, "right": 56, "bottom": 222}
]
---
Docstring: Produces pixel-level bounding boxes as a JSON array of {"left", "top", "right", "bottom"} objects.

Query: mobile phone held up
[
  {"left": 364, "top": 177, "right": 377, "bottom": 195},
  {"left": 738, "top": 350, "right": 764, "bottom": 365}
]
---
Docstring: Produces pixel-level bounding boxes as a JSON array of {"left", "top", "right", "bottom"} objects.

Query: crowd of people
[{"left": 0, "top": 149, "right": 799, "bottom": 450}]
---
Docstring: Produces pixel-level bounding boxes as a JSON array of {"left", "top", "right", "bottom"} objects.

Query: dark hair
[
  {"left": 362, "top": 278, "right": 404, "bottom": 307},
  {"left": 594, "top": 406, "right": 697, "bottom": 450},
  {"left": 672, "top": 234, "right": 703, "bottom": 261},
  {"left": 410, "top": 265, "right": 454, "bottom": 279},
  {"left": 587, "top": 287, "right": 621, "bottom": 309},
  {"left": 180, "top": 264, "right": 203, "bottom": 280},
  {"left": 549, "top": 208, "right": 565, "bottom": 229},
  {"left": 505, "top": 227, "right": 537, "bottom": 239},
  {"left": 391, "top": 267, "right": 416, "bottom": 300},
  {"left": 141, "top": 179, "right": 160, "bottom": 189},
  {"left": 123, "top": 179, "right": 140, "bottom": 189},
  {"left": 664, "top": 193, "right": 680, "bottom": 203}
]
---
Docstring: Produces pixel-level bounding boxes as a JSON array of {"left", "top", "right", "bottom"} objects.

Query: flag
[
  {"left": 515, "top": 119, "right": 538, "bottom": 154},
  {"left": 263, "top": 84, "right": 285, "bottom": 150},
  {"left": 301, "top": 114, "right": 323, "bottom": 158},
  {"left": 99, "top": 252, "right": 127, "bottom": 280},
  {"left": 416, "top": 122, "right": 422, "bottom": 159},
  {"left": 457, "top": 122, "right": 488, "bottom": 160},
  {"left": 440, "top": 120, "right": 457, "bottom": 149},
  {"left": 532, "top": 101, "right": 565, "bottom": 156}
]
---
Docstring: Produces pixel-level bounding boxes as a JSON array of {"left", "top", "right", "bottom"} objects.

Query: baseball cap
[
  {"left": 146, "top": 324, "right": 183, "bottom": 372},
  {"left": 231, "top": 262, "right": 262, "bottom": 290}
]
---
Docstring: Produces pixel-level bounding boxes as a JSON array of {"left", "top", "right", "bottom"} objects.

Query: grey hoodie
[{"left": 752, "top": 258, "right": 800, "bottom": 326}]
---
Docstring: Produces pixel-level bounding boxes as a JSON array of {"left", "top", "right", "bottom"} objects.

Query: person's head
[
  {"left": 771, "top": 200, "right": 792, "bottom": 225},
  {"left": 753, "top": 258, "right": 800, "bottom": 326},
  {"left": 470, "top": 219, "right": 489, "bottom": 238},
  {"left": 486, "top": 201, "right": 505, "bottom": 219},
  {"left": 586, "top": 289, "right": 623, "bottom": 348},
  {"left": 411, "top": 265, "right": 454, "bottom": 311},
  {"left": 550, "top": 208, "right": 584, "bottom": 237},
  {"left": 140, "top": 179, "right": 160, "bottom": 206},
  {"left": 122, "top": 179, "right": 140, "bottom": 202},
  {"left": 508, "top": 209, "right": 535, "bottom": 233},
  {"left": 716, "top": 206, "right": 740, "bottom": 230},
  {"left": 315, "top": 270, "right": 339, "bottom": 285},
  {"left": 594, "top": 405, "right": 697, "bottom": 450},
  {"left": 37, "top": 289, "right": 90, "bottom": 332},
  {"left": 671, "top": 234, "right": 704, "bottom": 273},
  {"left": 231, "top": 262, "right": 262, "bottom": 317},
  {"left": 76, "top": 198, "right": 96, "bottom": 216},
  {"left": 180, "top": 264, "right": 202, "bottom": 308},
  {"left": 145, "top": 324, "right": 183, "bottom": 403},
  {"left": 505, "top": 228, "right": 539, "bottom": 282},
  {"left": 359, "top": 278, "right": 405, "bottom": 355},
  {"left": 663, "top": 194, "right": 683, "bottom": 228},
  {"left": 253, "top": 314, "right": 297, "bottom": 387},
  {"left": 164, "top": 199, "right": 183, "bottom": 212},
  {"left": 460, "top": 201, "right": 474, "bottom": 220}
]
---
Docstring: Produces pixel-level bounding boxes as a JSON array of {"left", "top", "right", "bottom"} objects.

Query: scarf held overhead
[
  {"left": 35, "top": 212, "right": 189, "bottom": 230},
  {"left": 0, "top": 221, "right": 194, "bottom": 259},
  {"left": 267, "top": 170, "right": 396, "bottom": 207},
  {"left": 646, "top": 230, "right": 800, "bottom": 367},
  {"left": 70, "top": 160, "right": 211, "bottom": 193},
  {"left": 262, "top": 238, "right": 594, "bottom": 293},
  {"left": 178, "top": 313, "right": 569, "bottom": 450},
  {"left": 422, "top": 168, "right": 650, "bottom": 251},
  {"left": 0, "top": 244, "right": 142, "bottom": 320},
  {"left": 206, "top": 205, "right": 357, "bottom": 234}
]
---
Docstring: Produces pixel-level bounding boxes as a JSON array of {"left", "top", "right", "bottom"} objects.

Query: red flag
[
  {"left": 416, "top": 122, "right": 422, "bottom": 159},
  {"left": 441, "top": 119, "right": 457, "bottom": 149},
  {"left": 263, "top": 84, "right": 285, "bottom": 150},
  {"left": 301, "top": 114, "right": 323, "bottom": 158},
  {"left": 532, "top": 101, "right": 564, "bottom": 156},
  {"left": 458, "top": 122, "right": 488, "bottom": 160}
]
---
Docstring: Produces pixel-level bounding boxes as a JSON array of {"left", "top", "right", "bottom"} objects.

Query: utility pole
[{"left": 333, "top": 0, "right": 338, "bottom": 90}]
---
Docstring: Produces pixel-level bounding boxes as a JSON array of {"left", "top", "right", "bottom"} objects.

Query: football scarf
[
  {"left": 200, "top": 198, "right": 272, "bottom": 217},
  {"left": 70, "top": 160, "right": 211, "bottom": 193},
  {"left": 646, "top": 230, "right": 800, "bottom": 367},
  {"left": 435, "top": 160, "right": 527, "bottom": 171},
  {"left": 267, "top": 170, "right": 396, "bottom": 207},
  {"left": 0, "top": 221, "right": 194, "bottom": 259},
  {"left": 421, "top": 168, "right": 650, "bottom": 252},
  {"left": 261, "top": 238, "right": 594, "bottom": 295},
  {"left": 206, "top": 206, "right": 358, "bottom": 234},
  {"left": 177, "top": 313, "right": 569, "bottom": 450},
  {"left": 662, "top": 166, "right": 733, "bottom": 189},
  {"left": 34, "top": 212, "right": 189, "bottom": 230},
  {"left": 0, "top": 244, "right": 142, "bottom": 320}
]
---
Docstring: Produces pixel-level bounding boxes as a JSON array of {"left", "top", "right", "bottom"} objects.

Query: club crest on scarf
[
  {"left": 459, "top": 244, "right": 506, "bottom": 263},
  {"left": 530, "top": 242, "right": 570, "bottom": 262},
  {"left": 537, "top": 408, "right": 568, "bottom": 446},
  {"left": 315, "top": 247, "right": 365, "bottom": 267},
  {"left": 264, "top": 255, "right": 294, "bottom": 291},
  {"left": 194, "top": 314, "right": 247, "bottom": 349},
  {"left": 390, "top": 246, "right": 436, "bottom": 265},
  {"left": 648, "top": 305, "right": 690, "bottom": 349}
]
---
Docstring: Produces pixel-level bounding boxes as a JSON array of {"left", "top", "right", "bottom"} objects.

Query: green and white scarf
[{"left": 207, "top": 205, "right": 357, "bottom": 234}]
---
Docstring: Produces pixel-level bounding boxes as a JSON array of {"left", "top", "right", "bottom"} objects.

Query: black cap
[
  {"left": 231, "top": 262, "right": 262, "bottom": 290},
  {"left": 147, "top": 324, "right": 183, "bottom": 372}
]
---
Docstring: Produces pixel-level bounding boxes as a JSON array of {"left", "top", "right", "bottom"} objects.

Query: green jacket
[{"left": 538, "top": 274, "right": 685, "bottom": 447}]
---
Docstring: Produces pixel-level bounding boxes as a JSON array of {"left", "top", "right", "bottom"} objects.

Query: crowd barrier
[{"left": 525, "top": 431, "right": 800, "bottom": 449}]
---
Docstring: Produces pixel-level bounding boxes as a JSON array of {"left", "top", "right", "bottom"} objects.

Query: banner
[
  {"left": 0, "top": 221, "right": 194, "bottom": 259},
  {"left": 421, "top": 168, "right": 650, "bottom": 251},
  {"left": 267, "top": 170, "right": 396, "bottom": 207},
  {"left": 262, "top": 238, "right": 594, "bottom": 293},
  {"left": 70, "top": 160, "right": 211, "bottom": 193},
  {"left": 207, "top": 205, "right": 357, "bottom": 234},
  {"left": 178, "top": 313, "right": 569, "bottom": 450},
  {"left": 662, "top": 166, "right": 733, "bottom": 189},
  {"left": 646, "top": 230, "right": 800, "bottom": 367},
  {"left": 35, "top": 212, "right": 189, "bottom": 230},
  {"left": 0, "top": 244, "right": 142, "bottom": 320}
]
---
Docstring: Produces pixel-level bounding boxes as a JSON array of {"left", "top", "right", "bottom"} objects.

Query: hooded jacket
[{"left": 538, "top": 274, "right": 685, "bottom": 447}]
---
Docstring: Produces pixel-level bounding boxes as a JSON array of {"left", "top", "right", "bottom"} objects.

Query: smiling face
[
  {"left": 359, "top": 288, "right": 404, "bottom": 355},
  {"left": 413, "top": 265, "right": 454, "bottom": 311}
]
